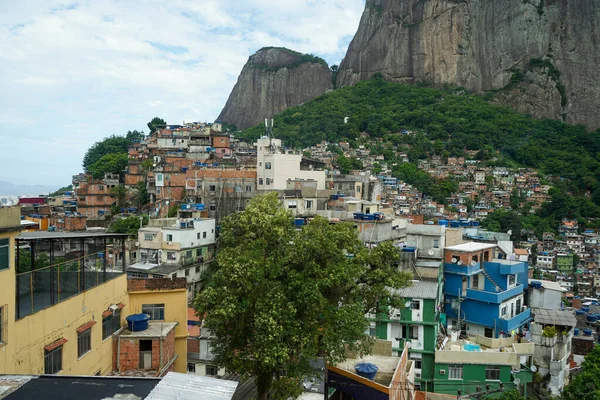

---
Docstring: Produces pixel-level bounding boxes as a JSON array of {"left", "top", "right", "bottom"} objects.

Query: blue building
[{"left": 443, "top": 242, "right": 531, "bottom": 338}]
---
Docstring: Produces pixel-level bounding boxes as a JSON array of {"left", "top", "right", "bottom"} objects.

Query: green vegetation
[
  {"left": 239, "top": 75, "right": 600, "bottom": 207},
  {"left": 562, "top": 345, "right": 600, "bottom": 399},
  {"left": 49, "top": 185, "right": 73, "bottom": 197},
  {"left": 194, "top": 193, "right": 411, "bottom": 399},
  {"left": 147, "top": 117, "right": 166, "bottom": 134},
  {"left": 108, "top": 215, "right": 148, "bottom": 235},
  {"left": 248, "top": 47, "right": 328, "bottom": 71},
  {"left": 542, "top": 325, "right": 558, "bottom": 338},
  {"left": 87, "top": 153, "right": 128, "bottom": 179}
]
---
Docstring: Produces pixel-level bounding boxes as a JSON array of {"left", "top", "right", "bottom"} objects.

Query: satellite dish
[
  {"left": 428, "top": 249, "right": 435, "bottom": 256},
  {"left": 513, "top": 378, "right": 521, "bottom": 386},
  {"left": 470, "top": 260, "right": 477, "bottom": 266},
  {"left": 531, "top": 365, "right": 537, "bottom": 372},
  {"left": 135, "top": 241, "right": 139, "bottom": 247},
  {"left": 507, "top": 230, "right": 512, "bottom": 236},
  {"left": 186, "top": 204, "right": 191, "bottom": 209},
  {"left": 405, "top": 301, "right": 412, "bottom": 308},
  {"left": 165, "top": 201, "right": 170, "bottom": 205},
  {"left": 457, "top": 260, "right": 463, "bottom": 265},
  {"left": 451, "top": 258, "right": 458, "bottom": 264}
]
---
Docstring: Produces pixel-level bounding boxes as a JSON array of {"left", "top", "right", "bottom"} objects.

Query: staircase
[{"left": 480, "top": 269, "right": 502, "bottom": 292}]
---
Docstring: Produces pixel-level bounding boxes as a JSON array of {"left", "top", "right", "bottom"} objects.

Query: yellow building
[{"left": 0, "top": 207, "right": 187, "bottom": 376}]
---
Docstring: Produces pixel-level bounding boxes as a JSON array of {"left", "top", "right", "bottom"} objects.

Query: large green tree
[
  {"left": 82, "top": 135, "right": 131, "bottom": 171},
  {"left": 147, "top": 117, "right": 167, "bottom": 133},
  {"left": 562, "top": 345, "right": 600, "bottom": 399},
  {"left": 87, "top": 153, "right": 128, "bottom": 179},
  {"left": 194, "top": 193, "right": 411, "bottom": 399}
]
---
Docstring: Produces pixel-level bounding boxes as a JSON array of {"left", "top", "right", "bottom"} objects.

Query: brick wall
[
  {"left": 118, "top": 338, "right": 141, "bottom": 372},
  {"left": 127, "top": 278, "right": 187, "bottom": 292},
  {"left": 164, "top": 329, "right": 176, "bottom": 366},
  {"left": 188, "top": 338, "right": 199, "bottom": 353}
]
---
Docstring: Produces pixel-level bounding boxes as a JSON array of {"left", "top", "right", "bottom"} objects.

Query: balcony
[
  {"left": 497, "top": 308, "right": 532, "bottom": 332},
  {"left": 488, "top": 259, "right": 527, "bottom": 275},
  {"left": 466, "top": 285, "right": 525, "bottom": 304},
  {"left": 444, "top": 262, "right": 480, "bottom": 276}
]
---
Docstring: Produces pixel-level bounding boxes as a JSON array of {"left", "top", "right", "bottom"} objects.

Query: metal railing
[{"left": 16, "top": 251, "right": 124, "bottom": 319}]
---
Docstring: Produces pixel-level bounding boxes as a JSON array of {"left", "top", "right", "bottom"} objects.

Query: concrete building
[
  {"left": 529, "top": 309, "right": 577, "bottom": 396},
  {"left": 0, "top": 209, "right": 187, "bottom": 377},
  {"left": 444, "top": 243, "right": 532, "bottom": 338},
  {"left": 434, "top": 335, "right": 534, "bottom": 397},
  {"left": 136, "top": 217, "right": 215, "bottom": 302},
  {"left": 528, "top": 280, "right": 565, "bottom": 310},
  {"left": 256, "top": 137, "right": 326, "bottom": 191}
]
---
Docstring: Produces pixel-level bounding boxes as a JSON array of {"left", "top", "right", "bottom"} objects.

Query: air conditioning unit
[
  {"left": 109, "top": 304, "right": 119, "bottom": 316},
  {"left": 439, "top": 369, "right": 446, "bottom": 375}
]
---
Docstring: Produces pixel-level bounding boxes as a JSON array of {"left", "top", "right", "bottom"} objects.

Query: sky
[{"left": 0, "top": 0, "right": 365, "bottom": 188}]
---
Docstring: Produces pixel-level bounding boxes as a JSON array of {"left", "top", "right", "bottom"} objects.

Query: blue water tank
[
  {"left": 363, "top": 214, "right": 375, "bottom": 221},
  {"left": 450, "top": 220, "right": 461, "bottom": 228},
  {"left": 294, "top": 218, "right": 305, "bottom": 227},
  {"left": 126, "top": 314, "right": 150, "bottom": 332},
  {"left": 354, "top": 363, "right": 378, "bottom": 380},
  {"left": 403, "top": 247, "right": 416, "bottom": 253},
  {"left": 531, "top": 281, "right": 542, "bottom": 289},
  {"left": 584, "top": 329, "right": 593, "bottom": 337},
  {"left": 331, "top": 194, "right": 339, "bottom": 200},
  {"left": 438, "top": 220, "right": 449, "bottom": 226},
  {"left": 587, "top": 315, "right": 597, "bottom": 323},
  {"left": 576, "top": 310, "right": 586, "bottom": 315},
  {"left": 472, "top": 221, "right": 480, "bottom": 227},
  {"left": 353, "top": 213, "right": 364, "bottom": 220},
  {"left": 574, "top": 328, "right": 580, "bottom": 336},
  {"left": 461, "top": 220, "right": 470, "bottom": 227}
]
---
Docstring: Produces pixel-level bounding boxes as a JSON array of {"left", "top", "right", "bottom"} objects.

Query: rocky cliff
[
  {"left": 218, "top": 47, "right": 333, "bottom": 130},
  {"left": 337, "top": 0, "right": 600, "bottom": 130}
]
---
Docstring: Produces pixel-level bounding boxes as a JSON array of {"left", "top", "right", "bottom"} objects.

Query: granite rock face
[
  {"left": 337, "top": 0, "right": 600, "bottom": 129},
  {"left": 218, "top": 47, "right": 333, "bottom": 130}
]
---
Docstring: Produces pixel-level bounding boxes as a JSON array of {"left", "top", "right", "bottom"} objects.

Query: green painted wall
[
  {"left": 433, "top": 363, "right": 520, "bottom": 395},
  {"left": 375, "top": 321, "right": 387, "bottom": 339}
]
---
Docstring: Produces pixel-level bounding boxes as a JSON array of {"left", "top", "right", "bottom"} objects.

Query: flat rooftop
[
  {"left": 121, "top": 322, "right": 177, "bottom": 338},
  {"left": 445, "top": 242, "right": 497, "bottom": 252},
  {"left": 17, "top": 231, "right": 130, "bottom": 241},
  {"left": 0, "top": 375, "right": 159, "bottom": 400},
  {"left": 334, "top": 355, "right": 399, "bottom": 387}
]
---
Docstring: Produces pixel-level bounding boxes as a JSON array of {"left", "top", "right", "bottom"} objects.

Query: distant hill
[{"left": 0, "top": 181, "right": 58, "bottom": 197}]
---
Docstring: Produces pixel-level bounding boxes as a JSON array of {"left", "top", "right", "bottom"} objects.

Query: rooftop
[
  {"left": 445, "top": 242, "right": 497, "bottom": 252},
  {"left": 17, "top": 231, "right": 130, "bottom": 241},
  {"left": 334, "top": 354, "right": 400, "bottom": 387},
  {"left": 120, "top": 322, "right": 177, "bottom": 338},
  {"left": 145, "top": 372, "right": 238, "bottom": 400},
  {"left": 530, "top": 280, "right": 566, "bottom": 292},
  {"left": 0, "top": 375, "right": 159, "bottom": 400},
  {"left": 393, "top": 280, "right": 439, "bottom": 300},
  {"left": 532, "top": 308, "right": 577, "bottom": 327}
]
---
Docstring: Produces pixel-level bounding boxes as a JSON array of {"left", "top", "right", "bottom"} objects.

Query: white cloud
[{"left": 0, "top": 0, "right": 365, "bottom": 186}]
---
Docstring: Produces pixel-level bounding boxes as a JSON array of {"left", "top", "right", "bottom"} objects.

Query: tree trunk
[{"left": 256, "top": 372, "right": 272, "bottom": 400}]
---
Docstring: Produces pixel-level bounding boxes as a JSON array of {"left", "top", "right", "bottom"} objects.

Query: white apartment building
[{"left": 256, "top": 137, "right": 326, "bottom": 190}]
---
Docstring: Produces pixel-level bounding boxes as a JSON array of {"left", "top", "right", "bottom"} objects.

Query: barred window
[
  {"left": 44, "top": 346, "right": 63, "bottom": 374},
  {"left": 142, "top": 304, "right": 165, "bottom": 320},
  {"left": 78, "top": 329, "right": 91, "bottom": 358},
  {"left": 486, "top": 366, "right": 500, "bottom": 381},
  {"left": 449, "top": 365, "right": 463, "bottom": 380},
  {"left": 102, "top": 311, "right": 121, "bottom": 340}
]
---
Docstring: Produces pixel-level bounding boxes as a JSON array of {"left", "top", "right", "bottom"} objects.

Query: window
[
  {"left": 156, "top": 187, "right": 161, "bottom": 195},
  {"left": 156, "top": 174, "right": 163, "bottom": 182},
  {"left": 98, "top": 185, "right": 104, "bottom": 191},
  {"left": 415, "top": 372, "right": 421, "bottom": 379},
  {"left": 102, "top": 311, "right": 121, "bottom": 340},
  {"left": 266, "top": 178, "right": 271, "bottom": 185},
  {"left": 209, "top": 204, "right": 216, "bottom": 211},
  {"left": 142, "top": 304, "right": 165, "bottom": 320},
  {"left": 206, "top": 365, "right": 219, "bottom": 376},
  {"left": 185, "top": 268, "right": 190, "bottom": 277},
  {"left": 433, "top": 239, "right": 439, "bottom": 248},
  {"left": 78, "top": 329, "right": 91, "bottom": 358},
  {"left": 414, "top": 359, "right": 422, "bottom": 369},
  {"left": 166, "top": 234, "right": 173, "bottom": 242},
  {"left": 369, "top": 323, "right": 376, "bottom": 337},
  {"left": 265, "top": 162, "right": 272, "bottom": 170},
  {"left": 288, "top": 201, "right": 297, "bottom": 209},
  {"left": 501, "top": 306, "right": 507, "bottom": 317},
  {"left": 472, "top": 274, "right": 479, "bottom": 289},
  {"left": 186, "top": 250, "right": 192, "bottom": 259},
  {"left": 486, "top": 366, "right": 500, "bottom": 381},
  {"left": 203, "top": 232, "right": 207, "bottom": 239},
  {"left": 196, "top": 266, "right": 200, "bottom": 273},
  {"left": 246, "top": 185, "right": 252, "bottom": 192},
  {"left": 356, "top": 186, "right": 361, "bottom": 193},
  {"left": 508, "top": 274, "right": 516, "bottom": 286},
  {"left": 0, "top": 239, "right": 8, "bottom": 271},
  {"left": 485, "top": 327, "right": 494, "bottom": 338},
  {"left": 258, "top": 178, "right": 263, "bottom": 185},
  {"left": 449, "top": 365, "right": 463, "bottom": 380},
  {"left": 409, "top": 326, "right": 419, "bottom": 339},
  {"left": 187, "top": 363, "right": 196, "bottom": 373},
  {"left": 411, "top": 300, "right": 420, "bottom": 310},
  {"left": 209, "top": 185, "right": 216, "bottom": 192},
  {"left": 305, "top": 200, "right": 313, "bottom": 209},
  {"left": 44, "top": 346, "right": 63, "bottom": 374},
  {"left": 167, "top": 252, "right": 176, "bottom": 261},
  {"left": 0, "top": 305, "right": 6, "bottom": 344}
]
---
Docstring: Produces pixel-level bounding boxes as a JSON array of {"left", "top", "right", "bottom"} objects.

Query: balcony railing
[
  {"left": 497, "top": 308, "right": 532, "bottom": 332},
  {"left": 466, "top": 284, "right": 525, "bottom": 304}
]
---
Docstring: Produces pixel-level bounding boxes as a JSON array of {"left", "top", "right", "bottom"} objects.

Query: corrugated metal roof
[
  {"left": 394, "top": 280, "right": 439, "bottom": 299},
  {"left": 532, "top": 308, "right": 577, "bottom": 327},
  {"left": 144, "top": 372, "right": 238, "bottom": 400}
]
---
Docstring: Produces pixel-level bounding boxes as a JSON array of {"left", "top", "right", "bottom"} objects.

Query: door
[{"left": 139, "top": 340, "right": 153, "bottom": 370}]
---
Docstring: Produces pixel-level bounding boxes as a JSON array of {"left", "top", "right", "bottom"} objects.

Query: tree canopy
[
  {"left": 562, "top": 345, "right": 600, "bottom": 399},
  {"left": 108, "top": 215, "right": 147, "bottom": 235},
  {"left": 87, "top": 152, "right": 128, "bottom": 179},
  {"left": 147, "top": 117, "right": 166, "bottom": 133},
  {"left": 82, "top": 135, "right": 132, "bottom": 171},
  {"left": 194, "top": 193, "right": 411, "bottom": 399}
]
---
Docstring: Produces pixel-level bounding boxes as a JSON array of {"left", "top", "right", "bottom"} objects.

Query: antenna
[
  {"left": 457, "top": 260, "right": 463, "bottom": 265},
  {"left": 451, "top": 258, "right": 458, "bottom": 264},
  {"left": 428, "top": 249, "right": 434, "bottom": 256}
]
